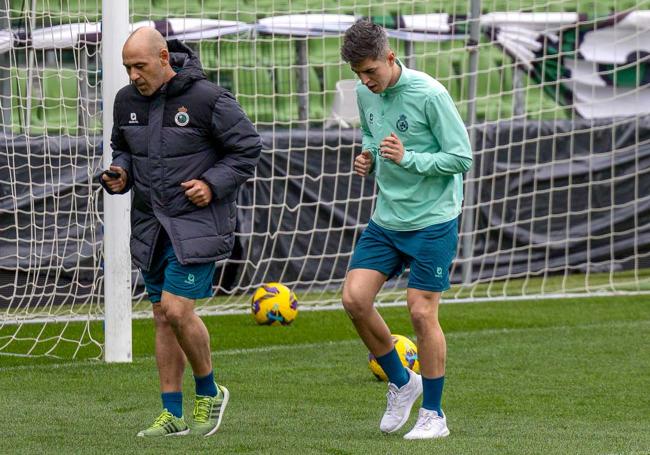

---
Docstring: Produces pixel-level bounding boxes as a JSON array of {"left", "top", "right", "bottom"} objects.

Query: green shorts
[
  {"left": 141, "top": 230, "right": 216, "bottom": 304},
  {"left": 349, "top": 218, "right": 458, "bottom": 292}
]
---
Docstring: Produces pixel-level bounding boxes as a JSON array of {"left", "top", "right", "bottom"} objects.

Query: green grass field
[{"left": 2, "top": 296, "right": 649, "bottom": 454}]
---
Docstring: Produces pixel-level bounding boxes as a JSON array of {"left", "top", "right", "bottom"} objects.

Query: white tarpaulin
[{"left": 487, "top": 10, "right": 650, "bottom": 118}]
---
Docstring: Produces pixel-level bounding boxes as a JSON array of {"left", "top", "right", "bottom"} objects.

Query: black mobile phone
[{"left": 103, "top": 170, "right": 121, "bottom": 179}]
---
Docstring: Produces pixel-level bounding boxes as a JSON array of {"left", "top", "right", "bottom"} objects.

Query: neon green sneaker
[
  {"left": 192, "top": 384, "right": 230, "bottom": 437},
  {"left": 136, "top": 409, "right": 189, "bottom": 437}
]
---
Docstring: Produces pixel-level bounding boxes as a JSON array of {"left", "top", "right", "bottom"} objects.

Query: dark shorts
[
  {"left": 141, "top": 230, "right": 216, "bottom": 304},
  {"left": 348, "top": 217, "right": 458, "bottom": 292}
]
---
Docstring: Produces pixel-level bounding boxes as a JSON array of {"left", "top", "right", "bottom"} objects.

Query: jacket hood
[{"left": 166, "top": 39, "right": 206, "bottom": 96}]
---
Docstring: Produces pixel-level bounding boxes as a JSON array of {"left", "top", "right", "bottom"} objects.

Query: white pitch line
[
  {"left": 0, "top": 319, "right": 648, "bottom": 373},
  {"left": 0, "top": 340, "right": 361, "bottom": 372},
  {"left": 7, "top": 290, "right": 650, "bottom": 325}
]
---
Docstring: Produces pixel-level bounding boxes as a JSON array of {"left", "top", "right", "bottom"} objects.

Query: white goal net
[{"left": 1, "top": 0, "right": 649, "bottom": 359}]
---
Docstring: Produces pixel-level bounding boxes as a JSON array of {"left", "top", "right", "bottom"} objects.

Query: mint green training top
[{"left": 357, "top": 61, "right": 473, "bottom": 231}]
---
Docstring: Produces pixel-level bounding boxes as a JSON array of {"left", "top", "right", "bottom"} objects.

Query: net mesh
[{"left": 1, "top": 0, "right": 649, "bottom": 359}]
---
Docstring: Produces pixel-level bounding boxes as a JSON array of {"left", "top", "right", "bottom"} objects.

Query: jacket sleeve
[
  {"left": 399, "top": 90, "right": 473, "bottom": 176},
  {"left": 202, "top": 91, "right": 262, "bottom": 200},
  {"left": 99, "top": 98, "right": 134, "bottom": 194},
  {"left": 357, "top": 91, "right": 378, "bottom": 174}
]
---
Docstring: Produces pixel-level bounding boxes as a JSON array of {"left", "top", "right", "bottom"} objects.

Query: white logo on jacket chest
[
  {"left": 129, "top": 112, "right": 138, "bottom": 124},
  {"left": 175, "top": 106, "right": 190, "bottom": 126}
]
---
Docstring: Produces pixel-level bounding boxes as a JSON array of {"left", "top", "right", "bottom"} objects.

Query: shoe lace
[
  {"left": 193, "top": 396, "right": 212, "bottom": 423},
  {"left": 385, "top": 384, "right": 402, "bottom": 415},
  {"left": 151, "top": 410, "right": 174, "bottom": 429},
  {"left": 415, "top": 411, "right": 438, "bottom": 430}
]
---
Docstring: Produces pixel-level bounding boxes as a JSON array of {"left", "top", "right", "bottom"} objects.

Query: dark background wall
[{"left": 2, "top": 117, "right": 649, "bottom": 306}]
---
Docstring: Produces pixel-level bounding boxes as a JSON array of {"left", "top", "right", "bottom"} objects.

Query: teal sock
[
  {"left": 376, "top": 348, "right": 409, "bottom": 388},
  {"left": 194, "top": 370, "right": 218, "bottom": 397},
  {"left": 422, "top": 375, "right": 445, "bottom": 416},
  {"left": 161, "top": 392, "right": 183, "bottom": 418}
]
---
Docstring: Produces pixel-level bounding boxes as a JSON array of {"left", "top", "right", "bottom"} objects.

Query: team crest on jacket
[
  {"left": 175, "top": 106, "right": 190, "bottom": 126},
  {"left": 396, "top": 114, "right": 408, "bottom": 132}
]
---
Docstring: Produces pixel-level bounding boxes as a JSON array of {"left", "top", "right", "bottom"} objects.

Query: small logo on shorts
[
  {"left": 184, "top": 273, "right": 195, "bottom": 285},
  {"left": 369, "top": 113, "right": 374, "bottom": 124},
  {"left": 175, "top": 106, "right": 190, "bottom": 126},
  {"left": 435, "top": 267, "right": 443, "bottom": 278}
]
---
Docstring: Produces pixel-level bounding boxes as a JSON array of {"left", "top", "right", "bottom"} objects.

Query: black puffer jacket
[{"left": 102, "top": 40, "right": 262, "bottom": 271}]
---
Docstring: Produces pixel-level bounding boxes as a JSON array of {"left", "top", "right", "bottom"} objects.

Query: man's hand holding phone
[{"left": 101, "top": 166, "right": 127, "bottom": 193}]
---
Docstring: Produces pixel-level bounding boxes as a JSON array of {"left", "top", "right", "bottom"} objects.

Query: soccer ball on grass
[
  {"left": 251, "top": 282, "right": 298, "bottom": 325},
  {"left": 368, "top": 334, "right": 419, "bottom": 381}
]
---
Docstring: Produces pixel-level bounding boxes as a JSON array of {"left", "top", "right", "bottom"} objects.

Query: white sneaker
[
  {"left": 379, "top": 369, "right": 423, "bottom": 433},
  {"left": 403, "top": 408, "right": 450, "bottom": 440}
]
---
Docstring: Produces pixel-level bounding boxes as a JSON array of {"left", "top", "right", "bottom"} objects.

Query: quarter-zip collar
[{"left": 381, "top": 59, "right": 409, "bottom": 98}]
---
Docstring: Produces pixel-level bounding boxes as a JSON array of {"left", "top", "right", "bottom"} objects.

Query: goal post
[{"left": 102, "top": 0, "right": 131, "bottom": 363}]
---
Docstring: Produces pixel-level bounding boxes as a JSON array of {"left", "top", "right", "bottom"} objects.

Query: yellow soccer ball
[
  {"left": 368, "top": 334, "right": 420, "bottom": 381},
  {"left": 251, "top": 282, "right": 298, "bottom": 326}
]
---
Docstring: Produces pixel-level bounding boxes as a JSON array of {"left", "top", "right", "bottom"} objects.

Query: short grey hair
[{"left": 340, "top": 20, "right": 389, "bottom": 64}]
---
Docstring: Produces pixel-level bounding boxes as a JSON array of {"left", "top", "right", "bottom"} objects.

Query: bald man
[{"left": 100, "top": 27, "right": 262, "bottom": 437}]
